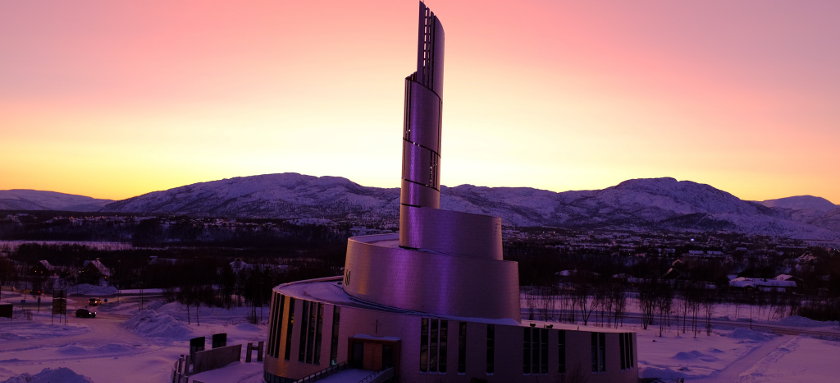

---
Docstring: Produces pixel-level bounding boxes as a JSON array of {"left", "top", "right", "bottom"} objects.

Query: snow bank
[
  {"left": 672, "top": 350, "right": 720, "bottom": 363},
  {"left": 0, "top": 367, "right": 93, "bottom": 383},
  {"left": 71, "top": 284, "right": 117, "bottom": 297},
  {"left": 775, "top": 315, "right": 839, "bottom": 328},
  {"left": 0, "top": 322, "right": 88, "bottom": 341},
  {"left": 122, "top": 309, "right": 192, "bottom": 340},
  {"left": 56, "top": 343, "right": 138, "bottom": 355},
  {"left": 729, "top": 328, "right": 776, "bottom": 342},
  {"left": 639, "top": 366, "right": 685, "bottom": 380}
]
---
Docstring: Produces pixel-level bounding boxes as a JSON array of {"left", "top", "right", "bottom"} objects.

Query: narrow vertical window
[
  {"left": 430, "top": 318, "right": 439, "bottom": 372},
  {"left": 329, "top": 306, "right": 340, "bottom": 365},
  {"left": 591, "top": 333, "right": 606, "bottom": 372},
  {"left": 539, "top": 328, "right": 548, "bottom": 373},
  {"left": 558, "top": 330, "right": 566, "bottom": 373},
  {"left": 620, "top": 333, "right": 634, "bottom": 370},
  {"left": 458, "top": 322, "right": 466, "bottom": 373},
  {"left": 486, "top": 325, "right": 495, "bottom": 374},
  {"left": 420, "top": 318, "right": 429, "bottom": 372},
  {"left": 439, "top": 320, "right": 448, "bottom": 373},
  {"left": 268, "top": 293, "right": 285, "bottom": 357},
  {"left": 619, "top": 333, "right": 626, "bottom": 370},
  {"left": 524, "top": 327, "right": 549, "bottom": 374},
  {"left": 284, "top": 297, "right": 295, "bottom": 360},
  {"left": 420, "top": 318, "right": 449, "bottom": 373},
  {"left": 267, "top": 294, "right": 278, "bottom": 357},
  {"left": 313, "top": 303, "right": 323, "bottom": 364},
  {"left": 298, "top": 301, "right": 310, "bottom": 362},
  {"left": 523, "top": 327, "right": 532, "bottom": 373},
  {"left": 599, "top": 333, "right": 606, "bottom": 372}
]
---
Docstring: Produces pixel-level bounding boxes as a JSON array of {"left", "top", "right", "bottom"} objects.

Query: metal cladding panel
[
  {"left": 416, "top": 2, "right": 445, "bottom": 97},
  {"left": 430, "top": 21, "right": 445, "bottom": 95},
  {"left": 404, "top": 82, "right": 441, "bottom": 151},
  {"left": 399, "top": 206, "right": 503, "bottom": 260},
  {"left": 343, "top": 236, "right": 520, "bottom": 321},
  {"left": 399, "top": 179, "right": 440, "bottom": 208},
  {"left": 401, "top": 141, "right": 439, "bottom": 187}
]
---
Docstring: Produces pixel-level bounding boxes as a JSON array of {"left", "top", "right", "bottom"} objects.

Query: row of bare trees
[{"left": 523, "top": 280, "right": 834, "bottom": 337}]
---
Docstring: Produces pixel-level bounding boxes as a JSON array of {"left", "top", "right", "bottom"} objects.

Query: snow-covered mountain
[
  {"left": 0, "top": 189, "right": 113, "bottom": 212},
  {"left": 102, "top": 173, "right": 401, "bottom": 225},
  {"left": 760, "top": 195, "right": 840, "bottom": 233},
  {"left": 100, "top": 174, "right": 840, "bottom": 240},
  {"left": 761, "top": 195, "right": 837, "bottom": 212}
]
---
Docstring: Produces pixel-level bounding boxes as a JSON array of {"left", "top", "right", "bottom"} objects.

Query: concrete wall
[{"left": 193, "top": 344, "right": 241, "bottom": 374}]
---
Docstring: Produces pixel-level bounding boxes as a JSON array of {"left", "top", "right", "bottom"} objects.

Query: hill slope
[
  {"left": 101, "top": 174, "right": 840, "bottom": 240},
  {"left": 0, "top": 190, "right": 113, "bottom": 212}
]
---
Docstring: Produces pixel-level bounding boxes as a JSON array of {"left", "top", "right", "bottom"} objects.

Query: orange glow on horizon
[{"left": 1, "top": 0, "right": 839, "bottom": 203}]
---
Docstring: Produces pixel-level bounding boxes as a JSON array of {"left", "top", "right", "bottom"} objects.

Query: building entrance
[{"left": 349, "top": 337, "right": 400, "bottom": 372}]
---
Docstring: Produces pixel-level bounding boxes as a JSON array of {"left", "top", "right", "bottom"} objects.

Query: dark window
[
  {"left": 267, "top": 295, "right": 278, "bottom": 357},
  {"left": 298, "top": 301, "right": 310, "bottom": 362},
  {"left": 458, "top": 322, "right": 467, "bottom": 373},
  {"left": 313, "top": 303, "right": 323, "bottom": 364},
  {"left": 439, "top": 320, "right": 447, "bottom": 373},
  {"left": 267, "top": 293, "right": 286, "bottom": 358},
  {"left": 297, "top": 300, "right": 323, "bottom": 365},
  {"left": 523, "top": 328, "right": 531, "bottom": 373},
  {"left": 329, "top": 306, "right": 340, "bottom": 365},
  {"left": 284, "top": 297, "right": 295, "bottom": 360},
  {"left": 558, "top": 330, "right": 566, "bottom": 373},
  {"left": 540, "top": 328, "right": 548, "bottom": 373},
  {"left": 430, "top": 318, "right": 438, "bottom": 371},
  {"left": 420, "top": 318, "right": 448, "bottom": 373},
  {"left": 619, "top": 333, "right": 634, "bottom": 370},
  {"left": 523, "top": 327, "right": 548, "bottom": 374},
  {"left": 486, "top": 325, "right": 495, "bottom": 374},
  {"left": 420, "top": 318, "right": 429, "bottom": 372},
  {"left": 591, "top": 333, "right": 606, "bottom": 372}
]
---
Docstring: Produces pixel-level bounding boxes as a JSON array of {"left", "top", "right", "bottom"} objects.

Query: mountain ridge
[
  {"left": 5, "top": 174, "right": 839, "bottom": 240},
  {"left": 0, "top": 189, "right": 113, "bottom": 212}
]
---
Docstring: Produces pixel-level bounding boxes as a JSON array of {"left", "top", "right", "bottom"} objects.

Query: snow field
[
  {"left": 0, "top": 297, "right": 267, "bottom": 383},
  {"left": 2, "top": 292, "right": 838, "bottom": 383}
]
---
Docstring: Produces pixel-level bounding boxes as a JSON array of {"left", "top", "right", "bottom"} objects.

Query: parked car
[
  {"left": 75, "top": 308, "right": 96, "bottom": 318},
  {"left": 88, "top": 298, "right": 102, "bottom": 306}
]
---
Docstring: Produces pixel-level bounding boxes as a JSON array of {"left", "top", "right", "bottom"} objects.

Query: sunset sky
[{"left": 1, "top": 0, "right": 838, "bottom": 203}]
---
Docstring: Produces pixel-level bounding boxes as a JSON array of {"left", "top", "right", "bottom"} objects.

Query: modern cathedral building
[{"left": 264, "top": 3, "right": 637, "bottom": 383}]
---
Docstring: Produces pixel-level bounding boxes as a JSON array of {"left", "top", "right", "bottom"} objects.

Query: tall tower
[
  {"left": 400, "top": 2, "right": 445, "bottom": 221},
  {"left": 343, "top": 2, "right": 520, "bottom": 321},
  {"left": 264, "top": 4, "right": 638, "bottom": 382}
]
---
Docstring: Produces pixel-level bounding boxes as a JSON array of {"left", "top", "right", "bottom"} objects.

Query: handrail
[
  {"left": 293, "top": 362, "right": 348, "bottom": 383},
  {"left": 359, "top": 367, "right": 395, "bottom": 383}
]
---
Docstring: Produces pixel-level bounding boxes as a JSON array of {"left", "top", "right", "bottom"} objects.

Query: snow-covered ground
[
  {"left": 0, "top": 290, "right": 266, "bottom": 383},
  {"left": 1, "top": 288, "right": 839, "bottom": 383}
]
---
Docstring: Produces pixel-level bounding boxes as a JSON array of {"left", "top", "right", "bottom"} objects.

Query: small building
[
  {"left": 729, "top": 275, "right": 797, "bottom": 292},
  {"left": 79, "top": 258, "right": 111, "bottom": 286}
]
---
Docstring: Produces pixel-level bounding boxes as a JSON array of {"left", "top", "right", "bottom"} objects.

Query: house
[
  {"left": 79, "top": 258, "right": 111, "bottom": 285},
  {"left": 728, "top": 275, "right": 797, "bottom": 292}
]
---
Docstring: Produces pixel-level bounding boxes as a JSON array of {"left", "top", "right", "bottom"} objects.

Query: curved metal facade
[
  {"left": 342, "top": 1, "right": 520, "bottom": 321},
  {"left": 400, "top": 3, "right": 444, "bottom": 214},
  {"left": 343, "top": 234, "right": 519, "bottom": 320}
]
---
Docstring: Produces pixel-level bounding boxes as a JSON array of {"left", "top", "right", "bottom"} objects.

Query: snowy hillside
[
  {"left": 102, "top": 173, "right": 400, "bottom": 224},
  {"left": 762, "top": 195, "right": 837, "bottom": 212},
  {"left": 761, "top": 195, "right": 840, "bottom": 233},
  {"left": 0, "top": 190, "right": 112, "bottom": 212},
  {"left": 99, "top": 174, "right": 840, "bottom": 240}
]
